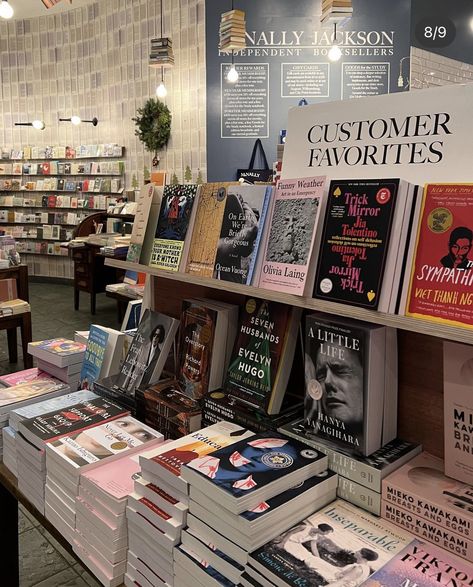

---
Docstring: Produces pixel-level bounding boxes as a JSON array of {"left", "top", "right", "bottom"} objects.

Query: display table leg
[{"left": 6, "top": 327, "right": 18, "bottom": 363}]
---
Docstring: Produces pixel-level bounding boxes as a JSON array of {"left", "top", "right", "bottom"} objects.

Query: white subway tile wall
[{"left": 410, "top": 47, "right": 473, "bottom": 90}]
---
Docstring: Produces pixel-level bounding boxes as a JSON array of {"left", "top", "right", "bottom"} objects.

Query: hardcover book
[
  {"left": 406, "top": 183, "right": 473, "bottom": 326},
  {"left": 363, "top": 539, "right": 473, "bottom": 587},
  {"left": 28, "top": 338, "right": 86, "bottom": 368},
  {"left": 78, "top": 325, "right": 110, "bottom": 391},
  {"left": 224, "top": 298, "right": 301, "bottom": 415},
  {"left": 18, "top": 396, "right": 128, "bottom": 449},
  {"left": 113, "top": 309, "right": 179, "bottom": 396},
  {"left": 248, "top": 499, "right": 411, "bottom": 587},
  {"left": 314, "top": 179, "right": 404, "bottom": 309},
  {"left": 181, "top": 432, "right": 328, "bottom": 513},
  {"left": 46, "top": 416, "right": 162, "bottom": 471},
  {"left": 382, "top": 452, "right": 473, "bottom": 544},
  {"left": 214, "top": 184, "right": 272, "bottom": 284},
  {"left": 443, "top": 341, "right": 473, "bottom": 484},
  {"left": 257, "top": 176, "right": 326, "bottom": 295},
  {"left": 149, "top": 184, "right": 199, "bottom": 271},
  {"left": 304, "top": 313, "right": 388, "bottom": 456}
]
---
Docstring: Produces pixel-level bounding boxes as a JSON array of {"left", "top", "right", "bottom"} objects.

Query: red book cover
[
  {"left": 48, "top": 195, "right": 57, "bottom": 208},
  {"left": 407, "top": 184, "right": 473, "bottom": 327},
  {"left": 41, "top": 162, "right": 50, "bottom": 175}
]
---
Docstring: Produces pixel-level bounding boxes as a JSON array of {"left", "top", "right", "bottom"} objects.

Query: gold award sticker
[
  {"left": 246, "top": 298, "right": 257, "bottom": 314},
  {"left": 427, "top": 207, "right": 453, "bottom": 234},
  {"left": 210, "top": 391, "right": 225, "bottom": 399},
  {"left": 110, "top": 441, "right": 128, "bottom": 450},
  {"left": 200, "top": 324, "right": 212, "bottom": 344},
  {"left": 307, "top": 379, "right": 323, "bottom": 401}
]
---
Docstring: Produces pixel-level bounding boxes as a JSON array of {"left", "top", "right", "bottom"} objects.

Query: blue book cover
[
  {"left": 79, "top": 325, "right": 109, "bottom": 391},
  {"left": 184, "top": 432, "right": 326, "bottom": 500},
  {"left": 177, "top": 546, "right": 234, "bottom": 587}
]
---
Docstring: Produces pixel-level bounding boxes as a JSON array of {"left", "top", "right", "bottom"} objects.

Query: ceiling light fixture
[
  {"left": 226, "top": 51, "right": 239, "bottom": 83},
  {"left": 15, "top": 120, "right": 46, "bottom": 130},
  {"left": 59, "top": 116, "right": 98, "bottom": 126},
  {"left": 156, "top": 69, "right": 167, "bottom": 98},
  {"left": 0, "top": 0, "right": 13, "bottom": 19},
  {"left": 328, "top": 22, "right": 342, "bottom": 62}
]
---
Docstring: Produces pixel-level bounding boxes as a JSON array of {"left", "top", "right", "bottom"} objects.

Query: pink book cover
[
  {"left": 257, "top": 176, "right": 326, "bottom": 295},
  {"left": 364, "top": 538, "right": 473, "bottom": 587},
  {"left": 0, "top": 368, "right": 59, "bottom": 387},
  {"left": 444, "top": 341, "right": 473, "bottom": 485},
  {"left": 81, "top": 440, "right": 163, "bottom": 500},
  {"left": 382, "top": 452, "right": 473, "bottom": 538}
]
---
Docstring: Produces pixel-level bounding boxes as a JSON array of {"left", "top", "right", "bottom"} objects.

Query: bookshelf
[
  {"left": 104, "top": 257, "right": 448, "bottom": 460},
  {"left": 0, "top": 146, "right": 125, "bottom": 279}
]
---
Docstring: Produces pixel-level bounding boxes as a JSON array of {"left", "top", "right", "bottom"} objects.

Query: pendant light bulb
[
  {"left": 32, "top": 120, "right": 46, "bottom": 131},
  {"left": 227, "top": 65, "right": 239, "bottom": 83},
  {"left": 71, "top": 115, "right": 82, "bottom": 126},
  {"left": 328, "top": 44, "right": 342, "bottom": 62},
  {"left": 0, "top": 1, "right": 13, "bottom": 19},
  {"left": 156, "top": 81, "right": 167, "bottom": 98}
]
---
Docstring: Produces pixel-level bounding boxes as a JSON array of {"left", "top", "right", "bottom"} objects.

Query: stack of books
[
  {"left": 175, "top": 432, "right": 331, "bottom": 585},
  {"left": 219, "top": 9, "right": 246, "bottom": 51},
  {"left": 28, "top": 338, "right": 87, "bottom": 390},
  {"left": 2, "top": 426, "right": 16, "bottom": 475},
  {"left": 0, "top": 298, "right": 30, "bottom": 316},
  {"left": 149, "top": 37, "right": 174, "bottom": 68},
  {"left": 244, "top": 500, "right": 411, "bottom": 587},
  {"left": 74, "top": 442, "right": 164, "bottom": 587},
  {"left": 123, "top": 422, "right": 253, "bottom": 587},
  {"left": 321, "top": 0, "right": 353, "bottom": 24},
  {"left": 16, "top": 395, "right": 125, "bottom": 517}
]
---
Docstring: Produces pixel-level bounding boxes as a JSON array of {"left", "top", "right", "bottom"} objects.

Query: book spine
[
  {"left": 337, "top": 476, "right": 381, "bottom": 516},
  {"left": 381, "top": 500, "right": 472, "bottom": 562},
  {"left": 382, "top": 481, "right": 473, "bottom": 538},
  {"left": 202, "top": 398, "right": 275, "bottom": 433}
]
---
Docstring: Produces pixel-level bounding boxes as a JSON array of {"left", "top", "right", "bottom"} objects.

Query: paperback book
[
  {"left": 113, "top": 308, "right": 179, "bottom": 396},
  {"left": 303, "top": 313, "right": 388, "bottom": 455},
  {"left": 0, "top": 379, "right": 68, "bottom": 413},
  {"left": 406, "top": 183, "right": 473, "bottom": 326},
  {"left": 257, "top": 176, "right": 326, "bottom": 295},
  {"left": 248, "top": 499, "right": 411, "bottom": 587},
  {"left": 224, "top": 298, "right": 301, "bottom": 414},
  {"left": 149, "top": 184, "right": 199, "bottom": 271},
  {"left": 28, "top": 338, "right": 86, "bottom": 368},
  {"left": 314, "top": 179, "right": 411, "bottom": 310},
  {"left": 443, "top": 341, "right": 473, "bottom": 484}
]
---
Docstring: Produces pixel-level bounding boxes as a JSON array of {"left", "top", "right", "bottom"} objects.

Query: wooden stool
[{"left": 0, "top": 312, "right": 33, "bottom": 369}]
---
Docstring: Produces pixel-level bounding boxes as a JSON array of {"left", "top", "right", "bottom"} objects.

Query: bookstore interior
[{"left": 1, "top": 0, "right": 473, "bottom": 586}]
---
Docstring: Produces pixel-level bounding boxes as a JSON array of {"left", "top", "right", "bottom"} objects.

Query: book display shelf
[{"left": 0, "top": 145, "right": 125, "bottom": 279}]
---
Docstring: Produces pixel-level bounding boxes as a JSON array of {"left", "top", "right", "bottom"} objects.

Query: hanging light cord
[{"left": 160, "top": 0, "right": 164, "bottom": 83}]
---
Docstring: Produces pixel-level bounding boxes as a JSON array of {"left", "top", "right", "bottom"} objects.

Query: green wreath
[{"left": 133, "top": 98, "right": 171, "bottom": 154}]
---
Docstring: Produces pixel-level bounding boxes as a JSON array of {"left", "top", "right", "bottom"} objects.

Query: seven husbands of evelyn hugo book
[
  {"left": 248, "top": 499, "right": 411, "bottom": 587},
  {"left": 224, "top": 297, "right": 301, "bottom": 415},
  {"left": 257, "top": 176, "right": 326, "bottom": 296},
  {"left": 304, "top": 312, "right": 391, "bottom": 456},
  {"left": 407, "top": 183, "right": 473, "bottom": 327},
  {"left": 149, "top": 184, "right": 199, "bottom": 272},
  {"left": 363, "top": 539, "right": 473, "bottom": 587},
  {"left": 314, "top": 178, "right": 417, "bottom": 312},
  {"left": 443, "top": 341, "right": 473, "bottom": 485}
]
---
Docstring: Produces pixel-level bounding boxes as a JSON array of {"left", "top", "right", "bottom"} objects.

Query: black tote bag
[{"left": 237, "top": 139, "right": 273, "bottom": 184}]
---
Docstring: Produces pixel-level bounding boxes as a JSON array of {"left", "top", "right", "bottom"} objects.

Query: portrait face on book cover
[
  {"left": 305, "top": 339, "right": 363, "bottom": 444},
  {"left": 440, "top": 226, "right": 473, "bottom": 269}
]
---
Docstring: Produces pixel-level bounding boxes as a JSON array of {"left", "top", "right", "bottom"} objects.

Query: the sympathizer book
[
  {"left": 443, "top": 341, "right": 473, "bottom": 485},
  {"left": 248, "top": 499, "right": 411, "bottom": 587},
  {"left": 113, "top": 308, "right": 179, "bottom": 396},
  {"left": 149, "top": 184, "right": 199, "bottom": 271},
  {"left": 304, "top": 312, "right": 388, "bottom": 456},
  {"left": 314, "top": 179, "right": 410, "bottom": 310},
  {"left": 407, "top": 183, "right": 473, "bottom": 326},
  {"left": 257, "top": 176, "right": 326, "bottom": 296},
  {"left": 363, "top": 539, "right": 473, "bottom": 587},
  {"left": 224, "top": 298, "right": 301, "bottom": 415}
]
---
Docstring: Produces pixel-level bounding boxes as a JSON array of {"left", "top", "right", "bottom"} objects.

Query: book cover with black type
[
  {"left": 224, "top": 298, "right": 301, "bottom": 415},
  {"left": 314, "top": 179, "right": 399, "bottom": 309},
  {"left": 304, "top": 313, "right": 387, "bottom": 456},
  {"left": 181, "top": 432, "right": 327, "bottom": 513}
]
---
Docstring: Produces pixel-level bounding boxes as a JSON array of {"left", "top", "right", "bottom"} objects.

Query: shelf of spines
[{"left": 105, "top": 257, "right": 446, "bottom": 460}]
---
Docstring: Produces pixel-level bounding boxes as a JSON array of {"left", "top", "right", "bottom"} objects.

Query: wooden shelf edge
[{"left": 104, "top": 258, "right": 473, "bottom": 344}]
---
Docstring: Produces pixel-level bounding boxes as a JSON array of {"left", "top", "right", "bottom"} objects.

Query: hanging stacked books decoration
[
  {"left": 219, "top": 7, "right": 247, "bottom": 51},
  {"left": 320, "top": 0, "right": 353, "bottom": 25},
  {"left": 149, "top": 37, "right": 175, "bottom": 68}
]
